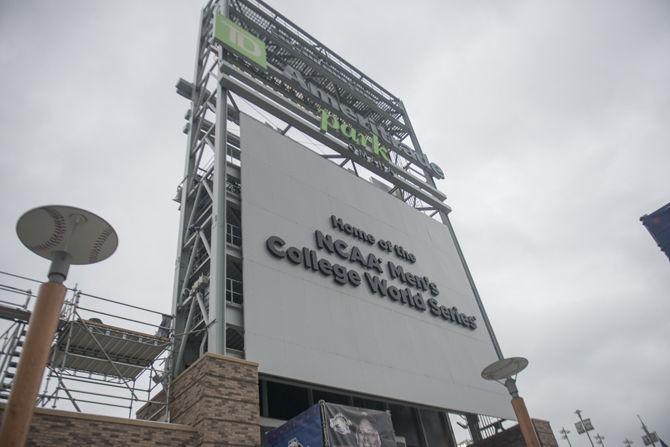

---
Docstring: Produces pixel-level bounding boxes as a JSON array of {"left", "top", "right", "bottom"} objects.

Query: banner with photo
[
  {"left": 265, "top": 404, "right": 325, "bottom": 447},
  {"left": 322, "top": 403, "right": 396, "bottom": 447}
]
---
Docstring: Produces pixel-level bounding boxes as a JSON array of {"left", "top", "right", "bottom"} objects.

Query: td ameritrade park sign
[
  {"left": 214, "top": 14, "right": 445, "bottom": 180},
  {"left": 265, "top": 215, "right": 478, "bottom": 331}
]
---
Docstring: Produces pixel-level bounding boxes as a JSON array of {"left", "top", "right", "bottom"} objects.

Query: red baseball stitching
[
  {"left": 28, "top": 207, "right": 66, "bottom": 252},
  {"left": 89, "top": 226, "right": 113, "bottom": 262}
]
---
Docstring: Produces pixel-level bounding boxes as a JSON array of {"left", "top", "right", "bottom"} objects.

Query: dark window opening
[
  {"left": 313, "top": 389, "right": 350, "bottom": 405},
  {"left": 420, "top": 409, "right": 452, "bottom": 447},
  {"left": 389, "top": 404, "right": 421, "bottom": 447},
  {"left": 353, "top": 397, "right": 385, "bottom": 411},
  {"left": 267, "top": 381, "right": 310, "bottom": 420}
]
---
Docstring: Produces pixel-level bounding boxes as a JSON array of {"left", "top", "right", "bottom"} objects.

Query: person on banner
[{"left": 356, "top": 418, "right": 382, "bottom": 447}]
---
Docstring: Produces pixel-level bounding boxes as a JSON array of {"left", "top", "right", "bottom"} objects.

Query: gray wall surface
[{"left": 241, "top": 114, "right": 513, "bottom": 419}]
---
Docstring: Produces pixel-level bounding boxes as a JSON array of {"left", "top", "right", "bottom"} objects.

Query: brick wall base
[
  {"left": 470, "top": 419, "right": 558, "bottom": 447},
  {"left": 0, "top": 405, "right": 197, "bottom": 447},
  {"left": 0, "top": 353, "right": 259, "bottom": 446},
  {"left": 168, "top": 352, "right": 261, "bottom": 447}
]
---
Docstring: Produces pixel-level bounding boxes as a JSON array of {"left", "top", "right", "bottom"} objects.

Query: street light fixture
[
  {"left": 575, "top": 409, "right": 596, "bottom": 447},
  {"left": 559, "top": 427, "right": 573, "bottom": 447},
  {"left": 481, "top": 357, "right": 541, "bottom": 447},
  {"left": 0, "top": 205, "right": 118, "bottom": 447}
]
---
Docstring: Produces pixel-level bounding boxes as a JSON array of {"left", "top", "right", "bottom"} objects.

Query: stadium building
[{"left": 0, "top": 0, "right": 559, "bottom": 446}]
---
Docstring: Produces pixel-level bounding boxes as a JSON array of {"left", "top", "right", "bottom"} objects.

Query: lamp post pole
[
  {"left": 560, "top": 427, "right": 573, "bottom": 447},
  {"left": 638, "top": 415, "right": 657, "bottom": 447},
  {"left": 504, "top": 378, "right": 541, "bottom": 447},
  {"left": 595, "top": 433, "right": 606, "bottom": 446},
  {"left": 575, "top": 410, "right": 596, "bottom": 447},
  {"left": 481, "top": 357, "right": 540, "bottom": 447},
  {"left": 0, "top": 279, "right": 66, "bottom": 446}
]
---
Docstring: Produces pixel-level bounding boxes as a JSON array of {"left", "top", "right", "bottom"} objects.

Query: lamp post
[
  {"left": 481, "top": 357, "right": 541, "bottom": 447},
  {"left": 595, "top": 433, "right": 606, "bottom": 446},
  {"left": 624, "top": 438, "right": 634, "bottom": 447},
  {"left": 575, "top": 409, "right": 596, "bottom": 447},
  {"left": 560, "top": 427, "right": 573, "bottom": 447},
  {"left": 0, "top": 206, "right": 117, "bottom": 447},
  {"left": 638, "top": 415, "right": 658, "bottom": 447}
]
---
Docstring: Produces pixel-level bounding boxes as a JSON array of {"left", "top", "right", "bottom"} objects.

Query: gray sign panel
[{"left": 241, "top": 114, "right": 512, "bottom": 419}]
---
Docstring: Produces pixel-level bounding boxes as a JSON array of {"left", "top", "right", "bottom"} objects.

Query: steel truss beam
[{"left": 224, "top": 0, "right": 446, "bottom": 184}]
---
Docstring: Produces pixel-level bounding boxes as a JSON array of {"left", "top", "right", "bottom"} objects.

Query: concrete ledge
[
  {"left": 198, "top": 352, "right": 259, "bottom": 368},
  {"left": 172, "top": 352, "right": 258, "bottom": 389}
]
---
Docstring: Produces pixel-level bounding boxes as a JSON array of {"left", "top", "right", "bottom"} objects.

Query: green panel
[{"left": 214, "top": 14, "right": 267, "bottom": 70}]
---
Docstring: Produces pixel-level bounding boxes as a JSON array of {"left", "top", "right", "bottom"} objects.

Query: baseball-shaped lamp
[
  {"left": 16, "top": 205, "right": 118, "bottom": 282},
  {"left": 0, "top": 205, "right": 117, "bottom": 446}
]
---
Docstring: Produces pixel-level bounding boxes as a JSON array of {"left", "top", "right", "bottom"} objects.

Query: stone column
[{"left": 169, "top": 353, "right": 260, "bottom": 447}]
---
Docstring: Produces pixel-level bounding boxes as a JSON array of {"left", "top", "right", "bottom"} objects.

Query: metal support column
[
  {"left": 170, "top": 0, "right": 231, "bottom": 374},
  {"left": 208, "top": 0, "right": 228, "bottom": 355}
]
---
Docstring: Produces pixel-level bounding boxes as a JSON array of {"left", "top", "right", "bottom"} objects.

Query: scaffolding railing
[
  {"left": 0, "top": 270, "right": 174, "bottom": 420},
  {"left": 478, "top": 414, "right": 505, "bottom": 438}
]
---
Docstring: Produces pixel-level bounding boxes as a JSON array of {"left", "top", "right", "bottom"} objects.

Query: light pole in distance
[{"left": 574, "top": 409, "right": 596, "bottom": 447}]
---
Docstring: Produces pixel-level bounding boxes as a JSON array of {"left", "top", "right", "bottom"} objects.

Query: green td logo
[{"left": 214, "top": 14, "right": 267, "bottom": 70}]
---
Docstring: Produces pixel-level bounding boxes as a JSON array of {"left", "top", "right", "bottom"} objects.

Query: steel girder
[{"left": 171, "top": 0, "right": 239, "bottom": 375}]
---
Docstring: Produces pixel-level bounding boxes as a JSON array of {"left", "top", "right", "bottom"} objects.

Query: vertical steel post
[
  {"left": 466, "top": 414, "right": 483, "bottom": 442},
  {"left": 208, "top": 0, "right": 229, "bottom": 354},
  {"left": 414, "top": 408, "right": 430, "bottom": 447},
  {"left": 440, "top": 412, "right": 458, "bottom": 447},
  {"left": 170, "top": 4, "right": 210, "bottom": 371}
]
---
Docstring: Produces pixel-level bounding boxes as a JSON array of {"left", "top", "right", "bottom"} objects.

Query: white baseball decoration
[{"left": 16, "top": 205, "right": 118, "bottom": 265}]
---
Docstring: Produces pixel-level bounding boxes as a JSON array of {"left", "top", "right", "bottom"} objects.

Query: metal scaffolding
[{"left": 0, "top": 271, "right": 173, "bottom": 420}]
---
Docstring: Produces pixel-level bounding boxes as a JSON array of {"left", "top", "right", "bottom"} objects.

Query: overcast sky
[{"left": 1, "top": 0, "right": 668, "bottom": 444}]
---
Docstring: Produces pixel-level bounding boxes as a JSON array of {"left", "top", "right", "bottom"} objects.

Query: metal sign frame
[{"left": 170, "top": 0, "right": 503, "bottom": 389}]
